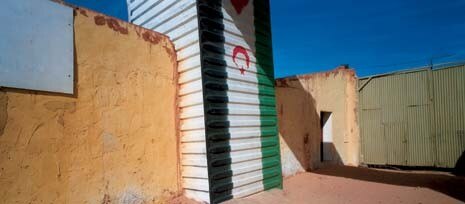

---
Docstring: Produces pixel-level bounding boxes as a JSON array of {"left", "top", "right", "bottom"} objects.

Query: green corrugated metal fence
[{"left": 359, "top": 65, "right": 465, "bottom": 168}]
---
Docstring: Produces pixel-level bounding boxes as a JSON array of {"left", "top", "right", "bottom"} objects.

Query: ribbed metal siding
[
  {"left": 198, "top": 1, "right": 281, "bottom": 202},
  {"left": 220, "top": 0, "right": 281, "bottom": 200},
  {"left": 359, "top": 65, "right": 465, "bottom": 168},
  {"left": 128, "top": 1, "right": 281, "bottom": 203},
  {"left": 128, "top": 1, "right": 210, "bottom": 202},
  {"left": 404, "top": 71, "right": 434, "bottom": 166},
  {"left": 359, "top": 78, "right": 385, "bottom": 164},
  {"left": 433, "top": 65, "right": 465, "bottom": 168},
  {"left": 359, "top": 70, "right": 433, "bottom": 166}
]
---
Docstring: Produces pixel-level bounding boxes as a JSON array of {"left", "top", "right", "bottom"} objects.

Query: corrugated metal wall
[
  {"left": 212, "top": 0, "right": 281, "bottom": 202},
  {"left": 433, "top": 66, "right": 465, "bottom": 168},
  {"left": 127, "top": 1, "right": 281, "bottom": 203},
  {"left": 359, "top": 65, "right": 465, "bottom": 168}
]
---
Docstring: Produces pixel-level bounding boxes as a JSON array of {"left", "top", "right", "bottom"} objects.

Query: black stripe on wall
[{"left": 197, "top": 1, "right": 233, "bottom": 203}]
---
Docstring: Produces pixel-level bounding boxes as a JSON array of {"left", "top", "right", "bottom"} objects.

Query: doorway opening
[{"left": 321, "top": 111, "right": 333, "bottom": 162}]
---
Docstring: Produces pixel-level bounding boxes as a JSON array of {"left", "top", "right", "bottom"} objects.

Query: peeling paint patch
[
  {"left": 94, "top": 15, "right": 129, "bottom": 35},
  {"left": 142, "top": 31, "right": 162, "bottom": 45},
  {"left": 94, "top": 15, "right": 106, "bottom": 26},
  {"left": 162, "top": 45, "right": 177, "bottom": 65},
  {"left": 79, "top": 9, "right": 88, "bottom": 17},
  {"left": 106, "top": 18, "right": 129, "bottom": 35},
  {"left": 0, "top": 91, "right": 7, "bottom": 136}
]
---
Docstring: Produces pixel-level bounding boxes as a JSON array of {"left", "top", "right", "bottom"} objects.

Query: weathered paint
[
  {"left": 359, "top": 64, "right": 465, "bottom": 168},
  {"left": 93, "top": 15, "right": 129, "bottom": 35},
  {"left": 276, "top": 68, "right": 359, "bottom": 176},
  {"left": 0, "top": 0, "right": 74, "bottom": 94},
  {"left": 127, "top": 0, "right": 281, "bottom": 203},
  {"left": 0, "top": 8, "right": 179, "bottom": 203}
]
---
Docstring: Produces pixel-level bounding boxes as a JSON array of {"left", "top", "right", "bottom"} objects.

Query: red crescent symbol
[{"left": 232, "top": 46, "right": 250, "bottom": 75}]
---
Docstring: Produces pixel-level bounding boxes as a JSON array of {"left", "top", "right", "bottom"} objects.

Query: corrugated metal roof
[{"left": 359, "top": 60, "right": 465, "bottom": 80}]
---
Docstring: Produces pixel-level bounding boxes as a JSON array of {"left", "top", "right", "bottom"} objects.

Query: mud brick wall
[
  {"left": 276, "top": 68, "right": 359, "bottom": 176},
  {"left": 0, "top": 8, "right": 179, "bottom": 204}
]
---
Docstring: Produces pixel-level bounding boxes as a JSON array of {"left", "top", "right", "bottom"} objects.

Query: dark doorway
[{"left": 321, "top": 111, "right": 333, "bottom": 162}]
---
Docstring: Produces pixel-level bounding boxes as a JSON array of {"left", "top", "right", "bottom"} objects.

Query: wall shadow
[
  {"left": 314, "top": 165, "right": 465, "bottom": 202},
  {"left": 275, "top": 78, "right": 343, "bottom": 175},
  {"left": 224, "top": 0, "right": 350, "bottom": 177},
  {"left": 321, "top": 143, "right": 343, "bottom": 165},
  {"left": 455, "top": 150, "right": 465, "bottom": 176}
]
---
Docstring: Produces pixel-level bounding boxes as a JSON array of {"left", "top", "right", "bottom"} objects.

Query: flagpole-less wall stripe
[
  {"left": 254, "top": 0, "right": 283, "bottom": 190},
  {"left": 127, "top": 0, "right": 282, "bottom": 203}
]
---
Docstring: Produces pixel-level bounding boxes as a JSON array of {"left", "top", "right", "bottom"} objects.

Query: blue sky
[
  {"left": 65, "top": 0, "right": 465, "bottom": 77},
  {"left": 271, "top": 0, "right": 465, "bottom": 77},
  {"left": 65, "top": 0, "right": 128, "bottom": 21}
]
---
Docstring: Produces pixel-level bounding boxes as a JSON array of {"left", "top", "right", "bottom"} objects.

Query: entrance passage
[{"left": 321, "top": 111, "right": 334, "bottom": 161}]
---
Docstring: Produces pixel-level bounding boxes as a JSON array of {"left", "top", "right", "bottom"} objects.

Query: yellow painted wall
[
  {"left": 0, "top": 8, "right": 179, "bottom": 204},
  {"left": 276, "top": 68, "right": 359, "bottom": 176}
]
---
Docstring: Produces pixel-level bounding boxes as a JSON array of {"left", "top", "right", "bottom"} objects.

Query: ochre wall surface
[
  {"left": 0, "top": 9, "right": 179, "bottom": 204},
  {"left": 276, "top": 68, "right": 359, "bottom": 177}
]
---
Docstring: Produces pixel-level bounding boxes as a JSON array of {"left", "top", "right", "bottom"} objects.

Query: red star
[{"left": 240, "top": 67, "right": 246, "bottom": 75}]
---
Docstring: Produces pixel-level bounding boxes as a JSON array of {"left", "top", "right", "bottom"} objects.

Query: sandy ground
[{"left": 170, "top": 165, "right": 465, "bottom": 204}]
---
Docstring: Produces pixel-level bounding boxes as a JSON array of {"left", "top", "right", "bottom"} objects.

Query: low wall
[
  {"left": 0, "top": 8, "right": 179, "bottom": 204},
  {"left": 276, "top": 68, "right": 359, "bottom": 177}
]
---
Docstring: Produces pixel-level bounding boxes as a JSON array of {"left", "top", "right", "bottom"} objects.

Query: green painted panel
[
  {"left": 359, "top": 65, "right": 465, "bottom": 168},
  {"left": 433, "top": 66, "right": 465, "bottom": 168},
  {"left": 360, "top": 109, "right": 385, "bottom": 164},
  {"left": 406, "top": 105, "right": 434, "bottom": 166},
  {"left": 255, "top": 0, "right": 283, "bottom": 190},
  {"left": 385, "top": 123, "right": 407, "bottom": 165}
]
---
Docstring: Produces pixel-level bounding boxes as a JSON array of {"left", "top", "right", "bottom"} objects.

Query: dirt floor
[
  {"left": 170, "top": 165, "right": 465, "bottom": 204},
  {"left": 224, "top": 165, "right": 465, "bottom": 204}
]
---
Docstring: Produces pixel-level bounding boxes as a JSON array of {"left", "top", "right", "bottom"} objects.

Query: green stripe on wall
[{"left": 254, "top": 0, "right": 283, "bottom": 190}]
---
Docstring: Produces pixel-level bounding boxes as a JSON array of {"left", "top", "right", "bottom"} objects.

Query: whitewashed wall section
[
  {"left": 0, "top": 0, "right": 74, "bottom": 94},
  {"left": 128, "top": 1, "right": 281, "bottom": 203}
]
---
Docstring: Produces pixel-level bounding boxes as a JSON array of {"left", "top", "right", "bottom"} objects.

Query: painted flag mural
[{"left": 127, "top": 0, "right": 281, "bottom": 203}]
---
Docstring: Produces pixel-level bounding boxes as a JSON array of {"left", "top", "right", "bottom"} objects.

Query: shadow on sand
[{"left": 314, "top": 165, "right": 465, "bottom": 202}]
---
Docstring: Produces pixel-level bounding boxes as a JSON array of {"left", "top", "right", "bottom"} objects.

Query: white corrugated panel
[{"left": 128, "top": 1, "right": 281, "bottom": 203}]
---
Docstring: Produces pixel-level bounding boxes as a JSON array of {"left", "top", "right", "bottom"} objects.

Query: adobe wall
[
  {"left": 276, "top": 68, "right": 359, "bottom": 177},
  {"left": 0, "top": 8, "right": 179, "bottom": 204}
]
